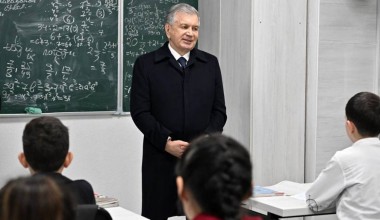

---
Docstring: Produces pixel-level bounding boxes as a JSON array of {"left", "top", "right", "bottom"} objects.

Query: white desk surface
[
  {"left": 244, "top": 181, "right": 335, "bottom": 218},
  {"left": 246, "top": 196, "right": 316, "bottom": 217},
  {"left": 105, "top": 207, "right": 148, "bottom": 220}
]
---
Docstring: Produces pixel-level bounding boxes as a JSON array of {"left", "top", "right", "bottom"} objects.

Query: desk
[
  {"left": 105, "top": 207, "right": 148, "bottom": 220},
  {"left": 243, "top": 181, "right": 335, "bottom": 219}
]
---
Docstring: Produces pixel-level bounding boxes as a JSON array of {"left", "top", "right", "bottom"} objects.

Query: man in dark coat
[{"left": 130, "top": 3, "right": 227, "bottom": 220}]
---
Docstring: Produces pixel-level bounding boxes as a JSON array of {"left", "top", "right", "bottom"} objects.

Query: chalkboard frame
[{"left": 0, "top": 0, "right": 120, "bottom": 115}]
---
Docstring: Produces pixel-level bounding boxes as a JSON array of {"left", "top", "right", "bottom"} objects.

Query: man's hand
[{"left": 165, "top": 139, "right": 189, "bottom": 158}]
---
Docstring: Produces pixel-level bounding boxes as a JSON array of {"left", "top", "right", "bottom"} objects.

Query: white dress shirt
[
  {"left": 306, "top": 137, "right": 380, "bottom": 219},
  {"left": 168, "top": 43, "right": 190, "bottom": 67}
]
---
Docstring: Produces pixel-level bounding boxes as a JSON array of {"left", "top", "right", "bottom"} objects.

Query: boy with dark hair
[
  {"left": 306, "top": 92, "right": 380, "bottom": 219},
  {"left": 18, "top": 116, "right": 96, "bottom": 205}
]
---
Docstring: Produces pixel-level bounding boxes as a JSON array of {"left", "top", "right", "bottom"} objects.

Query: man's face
[{"left": 165, "top": 11, "right": 199, "bottom": 55}]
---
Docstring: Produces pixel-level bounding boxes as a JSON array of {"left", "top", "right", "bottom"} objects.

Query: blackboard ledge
[{"left": 0, "top": 111, "right": 131, "bottom": 118}]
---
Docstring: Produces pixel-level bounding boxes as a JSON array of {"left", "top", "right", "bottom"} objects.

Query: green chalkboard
[
  {"left": 0, "top": 0, "right": 118, "bottom": 114},
  {"left": 123, "top": 0, "right": 198, "bottom": 112}
]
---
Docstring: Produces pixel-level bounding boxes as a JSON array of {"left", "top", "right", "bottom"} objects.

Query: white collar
[{"left": 168, "top": 43, "right": 190, "bottom": 61}]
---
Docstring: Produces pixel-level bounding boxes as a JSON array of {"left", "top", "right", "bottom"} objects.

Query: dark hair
[
  {"left": 176, "top": 134, "right": 252, "bottom": 220},
  {"left": 22, "top": 116, "right": 69, "bottom": 172},
  {"left": 0, "top": 175, "right": 75, "bottom": 220},
  {"left": 345, "top": 92, "right": 380, "bottom": 137}
]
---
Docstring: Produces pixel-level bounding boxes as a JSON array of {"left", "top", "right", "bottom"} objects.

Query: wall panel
[
  {"left": 314, "top": 0, "right": 378, "bottom": 174},
  {"left": 251, "top": 0, "right": 307, "bottom": 185}
]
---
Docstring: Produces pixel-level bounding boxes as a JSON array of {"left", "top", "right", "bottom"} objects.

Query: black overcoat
[{"left": 130, "top": 42, "right": 227, "bottom": 220}]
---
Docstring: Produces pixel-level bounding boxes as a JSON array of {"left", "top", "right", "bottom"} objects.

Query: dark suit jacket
[
  {"left": 36, "top": 172, "right": 96, "bottom": 205},
  {"left": 130, "top": 42, "right": 227, "bottom": 220}
]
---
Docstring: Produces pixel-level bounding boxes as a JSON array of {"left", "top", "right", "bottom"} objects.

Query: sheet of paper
[
  {"left": 291, "top": 192, "right": 307, "bottom": 201},
  {"left": 265, "top": 181, "right": 312, "bottom": 196}
]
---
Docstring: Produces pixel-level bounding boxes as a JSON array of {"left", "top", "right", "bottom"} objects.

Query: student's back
[
  {"left": 36, "top": 172, "right": 95, "bottom": 205},
  {"left": 18, "top": 116, "right": 96, "bottom": 205},
  {"left": 306, "top": 92, "right": 380, "bottom": 219}
]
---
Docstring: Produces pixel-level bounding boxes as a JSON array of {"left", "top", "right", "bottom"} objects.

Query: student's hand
[{"left": 165, "top": 140, "right": 189, "bottom": 158}]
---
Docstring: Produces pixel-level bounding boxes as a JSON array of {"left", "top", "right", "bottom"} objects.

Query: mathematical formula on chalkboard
[{"left": 0, "top": 0, "right": 197, "bottom": 114}]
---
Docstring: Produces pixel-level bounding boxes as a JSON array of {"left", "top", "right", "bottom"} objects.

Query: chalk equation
[
  {"left": 0, "top": 0, "right": 118, "bottom": 113},
  {"left": 123, "top": 1, "right": 168, "bottom": 109}
]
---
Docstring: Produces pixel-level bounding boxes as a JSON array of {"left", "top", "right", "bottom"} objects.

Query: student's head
[
  {"left": 18, "top": 116, "right": 72, "bottom": 173},
  {"left": 0, "top": 175, "right": 75, "bottom": 220},
  {"left": 345, "top": 92, "right": 380, "bottom": 141},
  {"left": 175, "top": 134, "right": 252, "bottom": 220},
  {"left": 165, "top": 3, "right": 199, "bottom": 55}
]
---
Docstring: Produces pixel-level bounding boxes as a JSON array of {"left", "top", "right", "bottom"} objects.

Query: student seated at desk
[
  {"left": 0, "top": 175, "right": 75, "bottom": 220},
  {"left": 175, "top": 134, "right": 262, "bottom": 220},
  {"left": 306, "top": 92, "right": 380, "bottom": 219},
  {"left": 18, "top": 116, "right": 96, "bottom": 205}
]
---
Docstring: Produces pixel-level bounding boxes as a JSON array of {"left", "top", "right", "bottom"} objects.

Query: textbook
[
  {"left": 254, "top": 186, "right": 285, "bottom": 197},
  {"left": 95, "top": 194, "right": 119, "bottom": 208}
]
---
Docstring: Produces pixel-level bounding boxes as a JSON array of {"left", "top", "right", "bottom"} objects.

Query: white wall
[
  {"left": 0, "top": 115, "right": 143, "bottom": 214},
  {"left": 199, "top": 0, "right": 308, "bottom": 187},
  {"left": 306, "top": 0, "right": 379, "bottom": 182},
  {"left": 251, "top": 0, "right": 307, "bottom": 185},
  {"left": 198, "top": 0, "right": 252, "bottom": 149}
]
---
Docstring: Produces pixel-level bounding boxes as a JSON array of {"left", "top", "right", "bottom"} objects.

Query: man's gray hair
[{"left": 166, "top": 3, "right": 199, "bottom": 25}]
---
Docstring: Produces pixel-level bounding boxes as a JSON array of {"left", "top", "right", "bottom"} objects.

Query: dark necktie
[{"left": 177, "top": 57, "right": 187, "bottom": 70}]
